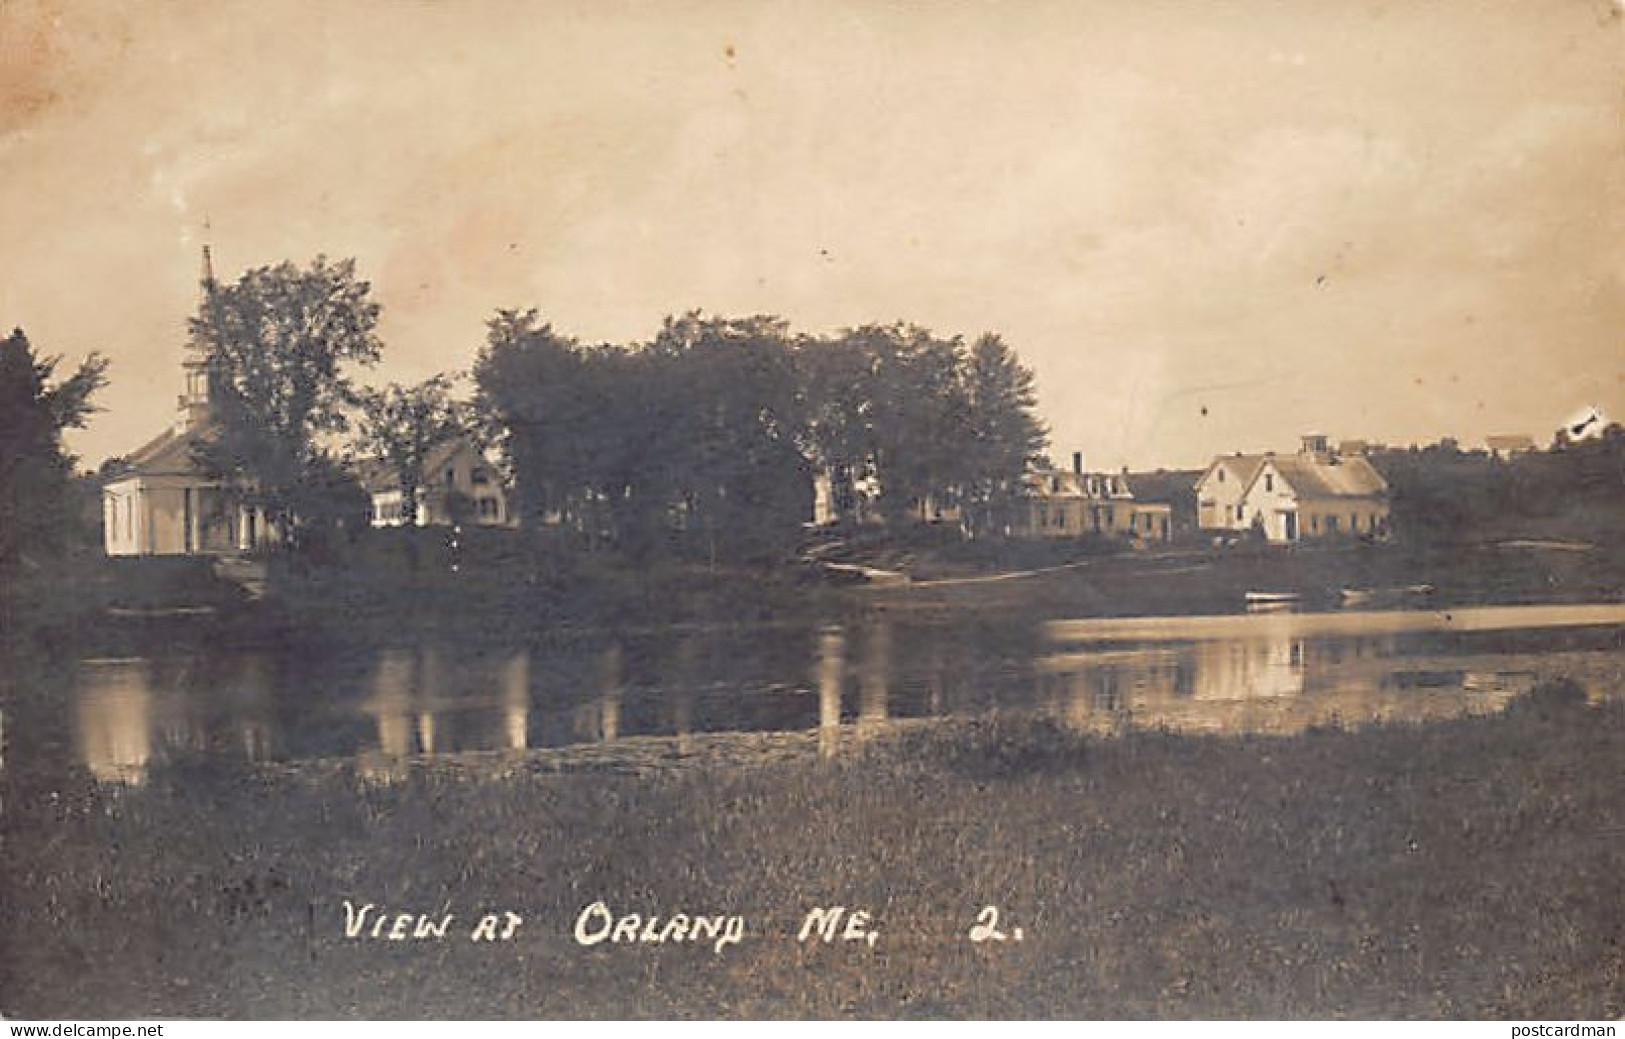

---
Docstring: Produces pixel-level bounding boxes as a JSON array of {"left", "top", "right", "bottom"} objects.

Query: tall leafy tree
[
  {"left": 189, "top": 256, "right": 383, "bottom": 543},
  {"left": 0, "top": 328, "right": 108, "bottom": 579},
  {"left": 795, "top": 332, "right": 877, "bottom": 523},
  {"left": 356, "top": 374, "right": 464, "bottom": 527},
  {"left": 649, "top": 312, "right": 807, "bottom": 560},
  {"left": 843, "top": 323, "right": 969, "bottom": 524},
  {"left": 960, "top": 332, "right": 1048, "bottom": 529},
  {"left": 472, "top": 310, "right": 588, "bottom": 529}
]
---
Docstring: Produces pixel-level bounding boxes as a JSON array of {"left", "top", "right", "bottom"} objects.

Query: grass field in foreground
[{"left": 1, "top": 685, "right": 1621, "bottom": 1019}]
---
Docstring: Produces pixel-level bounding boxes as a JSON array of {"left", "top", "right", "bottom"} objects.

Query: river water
[{"left": 30, "top": 603, "right": 1625, "bottom": 785}]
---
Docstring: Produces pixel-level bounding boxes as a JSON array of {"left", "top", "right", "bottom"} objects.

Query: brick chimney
[{"left": 1072, "top": 451, "right": 1083, "bottom": 475}]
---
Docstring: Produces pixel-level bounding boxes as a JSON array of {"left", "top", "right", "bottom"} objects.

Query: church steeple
[{"left": 176, "top": 239, "right": 222, "bottom": 433}]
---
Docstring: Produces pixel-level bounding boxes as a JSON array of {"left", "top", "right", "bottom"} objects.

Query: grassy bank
[
  {"left": 2, "top": 687, "right": 1621, "bottom": 1019},
  {"left": 4, "top": 536, "right": 855, "bottom": 656},
  {"left": 12, "top": 528, "right": 1625, "bottom": 660},
  {"left": 868, "top": 539, "right": 1625, "bottom": 617}
]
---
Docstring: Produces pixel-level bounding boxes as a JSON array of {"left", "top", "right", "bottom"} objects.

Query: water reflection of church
[{"left": 75, "top": 656, "right": 279, "bottom": 785}]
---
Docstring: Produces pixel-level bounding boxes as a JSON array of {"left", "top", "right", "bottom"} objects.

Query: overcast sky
[{"left": 3, "top": 0, "right": 1621, "bottom": 471}]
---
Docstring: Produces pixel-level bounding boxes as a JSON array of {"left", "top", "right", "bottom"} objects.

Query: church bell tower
[{"left": 175, "top": 243, "right": 221, "bottom": 433}]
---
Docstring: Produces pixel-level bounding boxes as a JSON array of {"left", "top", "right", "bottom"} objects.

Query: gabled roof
[
  {"left": 1252, "top": 453, "right": 1388, "bottom": 501},
  {"left": 1124, "top": 469, "right": 1202, "bottom": 506},
  {"left": 105, "top": 424, "right": 210, "bottom": 481},
  {"left": 360, "top": 437, "right": 490, "bottom": 493},
  {"left": 1194, "top": 454, "right": 1268, "bottom": 493}
]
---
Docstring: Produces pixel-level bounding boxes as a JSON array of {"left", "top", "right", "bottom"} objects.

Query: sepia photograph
[{"left": 1, "top": 0, "right": 1622, "bottom": 1022}]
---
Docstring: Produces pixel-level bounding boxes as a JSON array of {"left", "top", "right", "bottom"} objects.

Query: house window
[
  {"left": 1350, "top": 513, "right": 1359, "bottom": 532},
  {"left": 445, "top": 467, "right": 456, "bottom": 487},
  {"left": 1218, "top": 469, "right": 1225, "bottom": 483},
  {"left": 1327, "top": 516, "right": 1339, "bottom": 534},
  {"left": 1265, "top": 474, "right": 1274, "bottom": 492},
  {"left": 472, "top": 467, "right": 490, "bottom": 486}
]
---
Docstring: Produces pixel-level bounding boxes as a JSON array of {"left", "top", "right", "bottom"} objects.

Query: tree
[
  {"left": 189, "top": 256, "right": 383, "bottom": 545},
  {"left": 356, "top": 374, "right": 464, "bottom": 527},
  {"left": 647, "top": 312, "right": 806, "bottom": 561},
  {"left": 472, "top": 310, "right": 588, "bottom": 529},
  {"left": 795, "top": 332, "right": 878, "bottom": 524},
  {"left": 0, "top": 328, "right": 108, "bottom": 579},
  {"left": 959, "top": 333, "right": 1048, "bottom": 531}
]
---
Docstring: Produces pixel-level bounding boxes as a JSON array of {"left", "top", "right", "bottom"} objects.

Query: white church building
[{"left": 101, "top": 248, "right": 276, "bottom": 557}]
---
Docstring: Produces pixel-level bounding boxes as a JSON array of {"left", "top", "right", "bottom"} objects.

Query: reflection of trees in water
[
  {"left": 857, "top": 618, "right": 891, "bottom": 740},
  {"left": 363, "top": 646, "right": 536, "bottom": 768},
  {"left": 570, "top": 644, "right": 622, "bottom": 744}
]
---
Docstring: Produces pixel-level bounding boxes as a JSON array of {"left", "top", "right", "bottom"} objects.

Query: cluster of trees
[
  {"left": 1370, "top": 430, "right": 1625, "bottom": 544},
  {"left": 0, "top": 329, "right": 108, "bottom": 585},
  {"left": 184, "top": 256, "right": 1046, "bottom": 561},
  {"left": 472, "top": 310, "right": 1048, "bottom": 560},
  {"left": 14, "top": 254, "right": 1044, "bottom": 567}
]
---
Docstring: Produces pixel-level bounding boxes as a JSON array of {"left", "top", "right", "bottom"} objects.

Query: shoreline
[{"left": 7, "top": 536, "right": 1623, "bottom": 658}]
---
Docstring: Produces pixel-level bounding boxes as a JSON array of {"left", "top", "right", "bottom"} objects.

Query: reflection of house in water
[
  {"left": 807, "top": 621, "right": 898, "bottom": 757},
  {"left": 817, "top": 628, "right": 845, "bottom": 759},
  {"left": 1190, "top": 637, "right": 1306, "bottom": 702},
  {"left": 1039, "top": 623, "right": 1528, "bottom": 737},
  {"left": 76, "top": 663, "right": 157, "bottom": 785}
]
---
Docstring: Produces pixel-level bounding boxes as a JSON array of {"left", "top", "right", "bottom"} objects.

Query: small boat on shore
[
  {"left": 1244, "top": 590, "right": 1301, "bottom": 612},
  {"left": 1244, "top": 591, "right": 1301, "bottom": 605},
  {"left": 1340, "top": 584, "right": 1434, "bottom": 607},
  {"left": 106, "top": 605, "right": 219, "bottom": 619}
]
